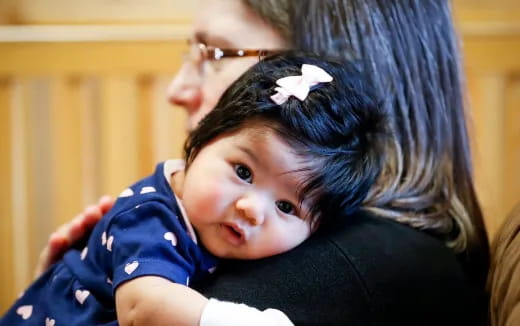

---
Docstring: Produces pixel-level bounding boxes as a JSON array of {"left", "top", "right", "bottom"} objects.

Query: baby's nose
[{"left": 235, "top": 195, "right": 266, "bottom": 226}]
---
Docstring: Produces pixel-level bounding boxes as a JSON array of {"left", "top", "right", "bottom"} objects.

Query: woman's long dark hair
[{"left": 243, "top": 0, "right": 489, "bottom": 287}]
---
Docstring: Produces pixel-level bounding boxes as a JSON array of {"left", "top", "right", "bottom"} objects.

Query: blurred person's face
[{"left": 166, "top": 0, "right": 286, "bottom": 130}]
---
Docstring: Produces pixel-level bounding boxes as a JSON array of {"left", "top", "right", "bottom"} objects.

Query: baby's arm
[
  {"left": 116, "top": 276, "right": 206, "bottom": 326},
  {"left": 116, "top": 276, "right": 294, "bottom": 326}
]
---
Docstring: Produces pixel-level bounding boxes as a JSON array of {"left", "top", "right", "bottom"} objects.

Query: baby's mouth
[
  {"left": 221, "top": 223, "right": 246, "bottom": 246},
  {"left": 229, "top": 225, "right": 242, "bottom": 237}
]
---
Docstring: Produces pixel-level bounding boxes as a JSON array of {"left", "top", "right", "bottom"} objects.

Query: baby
[{"left": 1, "top": 52, "right": 389, "bottom": 326}]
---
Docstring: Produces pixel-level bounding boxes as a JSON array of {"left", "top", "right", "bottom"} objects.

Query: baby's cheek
[
  {"left": 271, "top": 223, "right": 310, "bottom": 253},
  {"left": 193, "top": 182, "right": 227, "bottom": 214}
]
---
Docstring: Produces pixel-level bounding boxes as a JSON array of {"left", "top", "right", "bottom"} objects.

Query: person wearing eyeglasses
[{"left": 35, "top": 1, "right": 489, "bottom": 325}]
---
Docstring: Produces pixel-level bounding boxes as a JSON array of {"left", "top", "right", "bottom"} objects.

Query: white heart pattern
[
  {"left": 75, "top": 289, "right": 90, "bottom": 304},
  {"left": 119, "top": 188, "right": 134, "bottom": 197},
  {"left": 208, "top": 266, "right": 217, "bottom": 274},
  {"left": 163, "top": 232, "right": 177, "bottom": 246},
  {"left": 124, "top": 261, "right": 139, "bottom": 275},
  {"left": 80, "top": 247, "right": 88, "bottom": 260},
  {"left": 46, "top": 317, "right": 56, "bottom": 326},
  {"left": 101, "top": 231, "right": 107, "bottom": 245},
  {"left": 16, "top": 305, "right": 32, "bottom": 320},
  {"left": 140, "top": 186, "right": 156, "bottom": 194},
  {"left": 106, "top": 277, "right": 112, "bottom": 285},
  {"left": 106, "top": 235, "right": 114, "bottom": 252}
]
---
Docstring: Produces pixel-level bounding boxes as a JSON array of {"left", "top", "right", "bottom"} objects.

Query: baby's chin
[
  {"left": 210, "top": 248, "right": 283, "bottom": 261},
  {"left": 204, "top": 244, "right": 266, "bottom": 261}
]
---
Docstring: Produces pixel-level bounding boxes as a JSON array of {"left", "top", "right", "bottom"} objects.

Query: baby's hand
[{"left": 34, "top": 196, "right": 114, "bottom": 278}]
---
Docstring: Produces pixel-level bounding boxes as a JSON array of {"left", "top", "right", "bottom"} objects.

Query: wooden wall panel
[
  {"left": 99, "top": 76, "right": 139, "bottom": 196},
  {"left": 464, "top": 28, "right": 520, "bottom": 238},
  {"left": 0, "top": 78, "right": 15, "bottom": 311},
  {"left": 0, "top": 41, "right": 186, "bottom": 75},
  {"left": 49, "top": 77, "right": 84, "bottom": 227},
  {"left": 0, "top": 0, "right": 195, "bottom": 24},
  {"left": 468, "top": 73, "right": 505, "bottom": 236},
  {"left": 150, "top": 77, "right": 188, "bottom": 163},
  {"left": 9, "top": 79, "right": 38, "bottom": 299},
  {"left": 503, "top": 77, "right": 520, "bottom": 223},
  {"left": 0, "top": 39, "right": 188, "bottom": 313}
]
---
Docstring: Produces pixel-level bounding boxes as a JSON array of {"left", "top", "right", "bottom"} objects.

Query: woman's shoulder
[
  {"left": 323, "top": 210, "right": 460, "bottom": 274},
  {"left": 199, "top": 210, "right": 487, "bottom": 326},
  {"left": 314, "top": 211, "right": 488, "bottom": 325}
]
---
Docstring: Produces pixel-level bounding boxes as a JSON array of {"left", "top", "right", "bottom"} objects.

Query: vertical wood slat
[
  {"left": 137, "top": 75, "right": 154, "bottom": 175},
  {"left": 49, "top": 77, "right": 83, "bottom": 227},
  {"left": 80, "top": 77, "right": 102, "bottom": 206},
  {"left": 99, "top": 76, "right": 139, "bottom": 196},
  {"left": 151, "top": 76, "right": 187, "bottom": 162},
  {"left": 468, "top": 72, "right": 506, "bottom": 238},
  {"left": 0, "top": 78, "right": 15, "bottom": 313},
  {"left": 9, "top": 78, "right": 35, "bottom": 298},
  {"left": 25, "top": 78, "right": 54, "bottom": 282},
  {"left": 503, "top": 76, "right": 520, "bottom": 215}
]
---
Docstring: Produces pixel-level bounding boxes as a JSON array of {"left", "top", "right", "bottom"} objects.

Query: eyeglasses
[{"left": 184, "top": 39, "right": 280, "bottom": 76}]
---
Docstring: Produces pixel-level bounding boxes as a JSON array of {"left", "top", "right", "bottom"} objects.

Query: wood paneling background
[
  {"left": 454, "top": 2, "right": 520, "bottom": 239},
  {"left": 0, "top": 38, "right": 189, "bottom": 311},
  {"left": 0, "top": 0, "right": 519, "bottom": 315},
  {"left": 0, "top": 0, "right": 195, "bottom": 24}
]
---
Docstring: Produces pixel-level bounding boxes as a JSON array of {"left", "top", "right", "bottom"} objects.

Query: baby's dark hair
[{"left": 184, "top": 52, "right": 390, "bottom": 229}]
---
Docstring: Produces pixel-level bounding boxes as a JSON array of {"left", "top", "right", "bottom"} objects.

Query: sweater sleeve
[{"left": 200, "top": 298, "right": 294, "bottom": 326}]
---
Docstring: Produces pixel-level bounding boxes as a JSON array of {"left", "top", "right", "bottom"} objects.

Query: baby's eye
[
  {"left": 234, "top": 164, "right": 253, "bottom": 183},
  {"left": 276, "top": 200, "right": 295, "bottom": 215}
]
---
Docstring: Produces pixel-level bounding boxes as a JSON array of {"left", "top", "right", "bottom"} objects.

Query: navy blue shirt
[{"left": 1, "top": 160, "right": 216, "bottom": 326}]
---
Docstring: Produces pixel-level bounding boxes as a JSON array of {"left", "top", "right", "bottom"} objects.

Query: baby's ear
[{"left": 170, "top": 170, "right": 185, "bottom": 199}]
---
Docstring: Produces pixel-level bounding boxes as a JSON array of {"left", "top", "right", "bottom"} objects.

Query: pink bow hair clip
[{"left": 270, "top": 64, "right": 333, "bottom": 105}]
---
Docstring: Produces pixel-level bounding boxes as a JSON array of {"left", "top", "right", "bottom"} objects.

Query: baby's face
[{"left": 179, "top": 126, "right": 312, "bottom": 259}]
